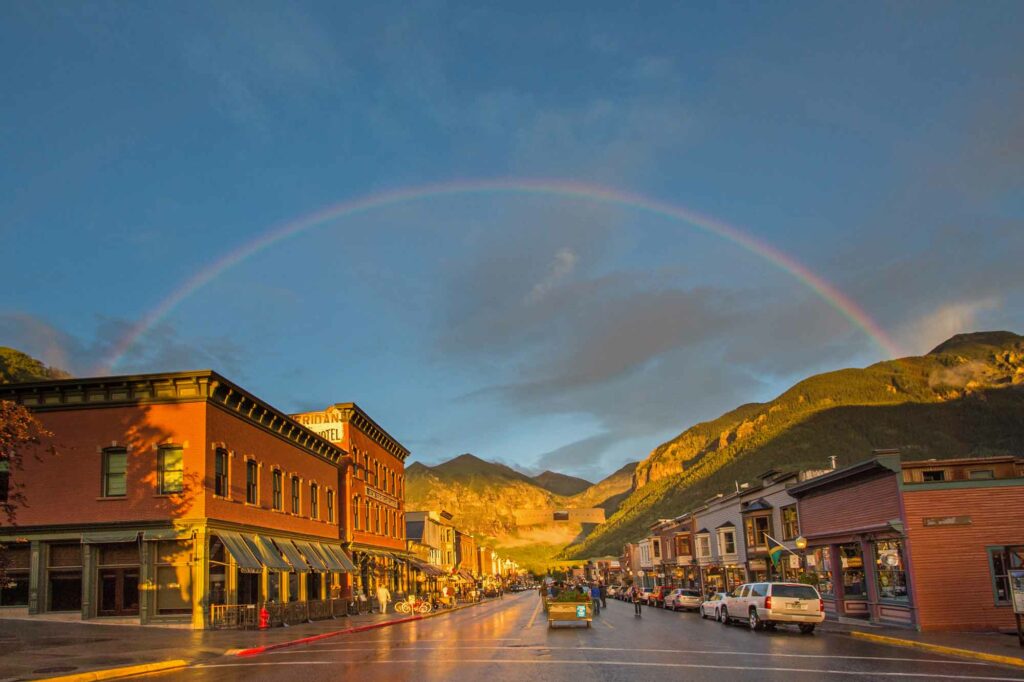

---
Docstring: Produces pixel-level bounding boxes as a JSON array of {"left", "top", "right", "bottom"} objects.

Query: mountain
[
  {"left": 532, "top": 470, "right": 593, "bottom": 496},
  {"left": 0, "top": 347, "right": 70, "bottom": 383},
  {"left": 570, "top": 461, "right": 638, "bottom": 515},
  {"left": 564, "top": 331, "right": 1024, "bottom": 559}
]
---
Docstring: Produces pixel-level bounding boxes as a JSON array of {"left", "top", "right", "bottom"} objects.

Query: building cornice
[
  {"left": 0, "top": 370, "right": 347, "bottom": 467},
  {"left": 330, "top": 402, "right": 410, "bottom": 461}
]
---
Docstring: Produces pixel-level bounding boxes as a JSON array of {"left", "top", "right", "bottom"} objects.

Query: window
[
  {"left": 751, "top": 583, "right": 768, "bottom": 597},
  {"left": 696, "top": 535, "right": 711, "bottom": 558},
  {"left": 781, "top": 505, "right": 799, "bottom": 540},
  {"left": 745, "top": 515, "right": 772, "bottom": 549},
  {"left": 102, "top": 447, "right": 127, "bottom": 497},
  {"left": 922, "top": 470, "right": 945, "bottom": 482},
  {"left": 245, "top": 460, "right": 258, "bottom": 504},
  {"left": 0, "top": 457, "right": 8, "bottom": 503},
  {"left": 375, "top": 504, "right": 381, "bottom": 533},
  {"left": 365, "top": 498, "right": 371, "bottom": 531},
  {"left": 989, "top": 546, "right": 1024, "bottom": 603},
  {"left": 326, "top": 489, "right": 335, "bottom": 523},
  {"left": 272, "top": 470, "right": 282, "bottom": 510},
  {"left": 0, "top": 545, "right": 29, "bottom": 606},
  {"left": 807, "top": 546, "right": 834, "bottom": 596},
  {"left": 969, "top": 469, "right": 995, "bottom": 480},
  {"left": 291, "top": 476, "right": 300, "bottom": 514},
  {"left": 838, "top": 543, "right": 867, "bottom": 597},
  {"left": 875, "top": 539, "right": 909, "bottom": 601},
  {"left": 157, "top": 445, "right": 184, "bottom": 494},
  {"left": 353, "top": 495, "right": 360, "bottom": 529},
  {"left": 214, "top": 449, "right": 228, "bottom": 497},
  {"left": 310, "top": 483, "right": 319, "bottom": 519},
  {"left": 383, "top": 507, "right": 389, "bottom": 535},
  {"left": 720, "top": 530, "right": 737, "bottom": 555},
  {"left": 652, "top": 540, "right": 660, "bottom": 558},
  {"left": 675, "top": 535, "right": 692, "bottom": 556}
]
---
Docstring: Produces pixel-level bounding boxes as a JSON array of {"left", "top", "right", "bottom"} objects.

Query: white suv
[{"left": 720, "top": 582, "right": 824, "bottom": 634}]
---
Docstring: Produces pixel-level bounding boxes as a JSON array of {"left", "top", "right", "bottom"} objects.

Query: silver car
[
  {"left": 700, "top": 591, "right": 727, "bottom": 620},
  {"left": 666, "top": 588, "right": 703, "bottom": 611}
]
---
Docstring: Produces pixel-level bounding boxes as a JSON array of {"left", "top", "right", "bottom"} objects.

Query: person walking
[
  {"left": 631, "top": 584, "right": 642, "bottom": 616},
  {"left": 376, "top": 583, "right": 391, "bottom": 614},
  {"left": 599, "top": 582, "right": 608, "bottom": 609},
  {"left": 590, "top": 582, "right": 601, "bottom": 616}
]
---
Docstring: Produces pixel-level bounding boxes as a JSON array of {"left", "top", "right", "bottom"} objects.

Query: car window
[
  {"left": 738, "top": 585, "right": 750, "bottom": 597},
  {"left": 751, "top": 583, "right": 768, "bottom": 597},
  {"left": 730, "top": 587, "right": 743, "bottom": 598},
  {"left": 771, "top": 584, "right": 819, "bottom": 599},
  {"left": 682, "top": 590, "right": 701, "bottom": 596}
]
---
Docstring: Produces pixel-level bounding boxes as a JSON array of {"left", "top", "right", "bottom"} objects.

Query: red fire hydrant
[{"left": 259, "top": 606, "right": 270, "bottom": 630}]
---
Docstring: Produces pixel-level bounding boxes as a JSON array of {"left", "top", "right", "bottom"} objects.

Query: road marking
[
  {"left": 601, "top": 618, "right": 614, "bottom": 630},
  {"left": 524, "top": 599, "right": 543, "bottom": 630},
  {"left": 197, "top": 659, "right": 1024, "bottom": 680},
  {"left": 267, "top": 644, "right": 989, "bottom": 666}
]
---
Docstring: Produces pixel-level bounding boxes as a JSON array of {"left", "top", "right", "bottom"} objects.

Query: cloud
[
  {"left": 896, "top": 297, "right": 1001, "bottom": 355},
  {"left": 527, "top": 248, "right": 578, "bottom": 303}
]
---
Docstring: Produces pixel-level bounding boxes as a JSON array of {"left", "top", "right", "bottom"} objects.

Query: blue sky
[{"left": 3, "top": 2, "right": 1022, "bottom": 480}]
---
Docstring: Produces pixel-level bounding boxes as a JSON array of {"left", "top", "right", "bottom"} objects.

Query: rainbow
[{"left": 100, "top": 179, "right": 904, "bottom": 372}]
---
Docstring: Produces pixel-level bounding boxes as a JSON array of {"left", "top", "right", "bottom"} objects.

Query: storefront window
[
  {"left": 839, "top": 543, "right": 866, "bottom": 598},
  {"left": 267, "top": 572, "right": 281, "bottom": 603},
  {"left": 990, "top": 546, "right": 1024, "bottom": 603},
  {"left": 875, "top": 540, "right": 909, "bottom": 601},
  {"left": 47, "top": 543, "right": 82, "bottom": 612},
  {"left": 155, "top": 540, "right": 192, "bottom": 615},
  {"left": 208, "top": 537, "right": 227, "bottom": 606},
  {"left": 0, "top": 545, "right": 30, "bottom": 606},
  {"left": 807, "top": 547, "right": 834, "bottom": 596}
]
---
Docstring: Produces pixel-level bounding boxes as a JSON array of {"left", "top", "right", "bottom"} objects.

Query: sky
[{"left": 2, "top": 2, "right": 1023, "bottom": 481}]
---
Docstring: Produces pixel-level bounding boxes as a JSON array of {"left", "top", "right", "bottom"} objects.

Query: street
[{"left": 149, "top": 592, "right": 1024, "bottom": 681}]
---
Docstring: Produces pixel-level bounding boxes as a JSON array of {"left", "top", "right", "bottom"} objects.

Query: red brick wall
[
  {"left": 205, "top": 404, "right": 341, "bottom": 539},
  {"left": 798, "top": 474, "right": 900, "bottom": 537},
  {"left": 342, "top": 424, "right": 405, "bottom": 551},
  {"left": 10, "top": 401, "right": 208, "bottom": 526},
  {"left": 904, "top": 486, "right": 1024, "bottom": 631}
]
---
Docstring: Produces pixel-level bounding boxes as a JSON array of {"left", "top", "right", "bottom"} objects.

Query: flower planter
[{"left": 546, "top": 599, "right": 593, "bottom": 628}]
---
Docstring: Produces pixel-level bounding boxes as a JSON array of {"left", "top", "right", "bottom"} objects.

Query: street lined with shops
[{"left": 144, "top": 592, "right": 1024, "bottom": 681}]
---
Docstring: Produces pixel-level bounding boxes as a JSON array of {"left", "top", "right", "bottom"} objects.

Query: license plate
[{"left": 788, "top": 601, "right": 806, "bottom": 609}]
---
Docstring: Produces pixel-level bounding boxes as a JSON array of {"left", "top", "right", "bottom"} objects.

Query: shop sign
[
  {"left": 789, "top": 555, "right": 801, "bottom": 569},
  {"left": 749, "top": 559, "right": 767, "bottom": 571},
  {"left": 293, "top": 411, "right": 346, "bottom": 444},
  {"left": 923, "top": 516, "right": 972, "bottom": 527},
  {"left": 367, "top": 487, "right": 399, "bottom": 508},
  {"left": 806, "top": 554, "right": 817, "bottom": 568},
  {"left": 1009, "top": 569, "right": 1024, "bottom": 615}
]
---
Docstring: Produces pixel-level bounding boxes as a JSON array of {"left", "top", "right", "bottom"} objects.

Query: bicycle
[{"left": 395, "top": 597, "right": 433, "bottom": 614}]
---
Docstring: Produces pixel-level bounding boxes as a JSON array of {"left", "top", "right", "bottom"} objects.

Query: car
[
  {"left": 699, "top": 591, "right": 728, "bottom": 620},
  {"left": 720, "top": 582, "right": 825, "bottom": 634},
  {"left": 665, "top": 588, "right": 703, "bottom": 611},
  {"left": 607, "top": 586, "right": 619, "bottom": 598},
  {"left": 639, "top": 587, "right": 656, "bottom": 604},
  {"left": 650, "top": 585, "right": 677, "bottom": 607}
]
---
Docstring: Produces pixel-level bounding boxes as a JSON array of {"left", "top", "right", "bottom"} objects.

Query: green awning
[
  {"left": 82, "top": 530, "right": 139, "bottom": 544},
  {"left": 274, "top": 539, "right": 310, "bottom": 573},
  {"left": 294, "top": 540, "right": 328, "bottom": 572},
  {"left": 323, "top": 544, "right": 357, "bottom": 572},
  {"left": 312, "top": 544, "right": 343, "bottom": 572},
  {"left": 246, "top": 535, "right": 292, "bottom": 571},
  {"left": 217, "top": 531, "right": 262, "bottom": 573},
  {"left": 143, "top": 528, "right": 191, "bottom": 541}
]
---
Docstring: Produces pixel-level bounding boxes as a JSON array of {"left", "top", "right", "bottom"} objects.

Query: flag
[{"left": 766, "top": 536, "right": 786, "bottom": 567}]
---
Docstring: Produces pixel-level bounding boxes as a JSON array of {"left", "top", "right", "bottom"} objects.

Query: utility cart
[{"left": 547, "top": 598, "right": 593, "bottom": 628}]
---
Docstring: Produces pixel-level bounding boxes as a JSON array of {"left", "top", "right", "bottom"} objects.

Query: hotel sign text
[{"left": 366, "top": 487, "right": 399, "bottom": 509}]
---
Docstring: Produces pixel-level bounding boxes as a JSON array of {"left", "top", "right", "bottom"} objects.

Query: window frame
[
  {"left": 310, "top": 482, "right": 319, "bottom": 519},
  {"left": 719, "top": 529, "right": 737, "bottom": 555},
  {"left": 102, "top": 447, "right": 128, "bottom": 498},
  {"left": 271, "top": 469, "right": 283, "bottom": 511},
  {"left": 988, "top": 545, "right": 1024, "bottom": 605},
  {"left": 214, "top": 448, "right": 229, "bottom": 498},
  {"left": 245, "top": 459, "right": 259, "bottom": 505},
  {"left": 290, "top": 475, "right": 301, "bottom": 514},
  {"left": 922, "top": 470, "right": 946, "bottom": 482},
  {"left": 157, "top": 445, "right": 184, "bottom": 495},
  {"left": 326, "top": 488, "right": 335, "bottom": 523},
  {"left": 781, "top": 504, "right": 799, "bottom": 541},
  {"left": 696, "top": 534, "right": 711, "bottom": 559}
]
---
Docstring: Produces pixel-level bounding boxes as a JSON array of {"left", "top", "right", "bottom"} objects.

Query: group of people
[
  {"left": 360, "top": 581, "right": 498, "bottom": 614},
  {"left": 541, "top": 579, "right": 609, "bottom": 615}
]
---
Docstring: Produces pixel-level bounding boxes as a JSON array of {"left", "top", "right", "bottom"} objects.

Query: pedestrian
[
  {"left": 590, "top": 582, "right": 601, "bottom": 616},
  {"left": 599, "top": 582, "right": 608, "bottom": 609},
  {"left": 631, "top": 584, "right": 642, "bottom": 616},
  {"left": 376, "top": 583, "right": 391, "bottom": 614}
]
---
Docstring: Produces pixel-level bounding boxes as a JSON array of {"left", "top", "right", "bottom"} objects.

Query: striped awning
[
  {"left": 274, "top": 539, "right": 310, "bottom": 573},
  {"left": 217, "top": 531, "right": 262, "bottom": 573},
  {"left": 248, "top": 535, "right": 292, "bottom": 571},
  {"left": 311, "top": 544, "right": 343, "bottom": 572},
  {"left": 294, "top": 540, "right": 328, "bottom": 572},
  {"left": 323, "top": 544, "right": 357, "bottom": 572}
]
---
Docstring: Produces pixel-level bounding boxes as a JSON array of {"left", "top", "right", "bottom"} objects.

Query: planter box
[{"left": 547, "top": 600, "right": 593, "bottom": 627}]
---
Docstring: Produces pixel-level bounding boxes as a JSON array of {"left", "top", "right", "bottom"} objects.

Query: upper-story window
[
  {"left": 383, "top": 507, "right": 389, "bottom": 535},
  {"left": 696, "top": 534, "right": 711, "bottom": 558},
  {"left": 326, "top": 489, "right": 335, "bottom": 523},
  {"left": 214, "top": 449, "right": 229, "bottom": 497},
  {"left": 245, "top": 460, "right": 258, "bottom": 504},
  {"left": 157, "top": 445, "right": 184, "bottom": 494},
  {"left": 310, "top": 483, "right": 319, "bottom": 519},
  {"left": 0, "top": 458, "right": 9, "bottom": 503},
  {"left": 652, "top": 540, "right": 661, "bottom": 558},
  {"left": 375, "top": 504, "right": 381, "bottom": 533},
  {"left": 272, "top": 469, "right": 283, "bottom": 510},
  {"left": 102, "top": 447, "right": 128, "bottom": 497},
  {"left": 291, "top": 475, "right": 300, "bottom": 514},
  {"left": 781, "top": 505, "right": 799, "bottom": 540},
  {"left": 675, "top": 535, "right": 691, "bottom": 556},
  {"left": 969, "top": 469, "right": 994, "bottom": 480},
  {"left": 745, "top": 515, "right": 772, "bottom": 549},
  {"left": 922, "top": 470, "right": 946, "bottom": 482},
  {"left": 719, "top": 529, "right": 737, "bottom": 555}
]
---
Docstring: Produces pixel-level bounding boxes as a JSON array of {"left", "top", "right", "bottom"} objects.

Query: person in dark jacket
[
  {"left": 631, "top": 584, "right": 642, "bottom": 616},
  {"left": 598, "top": 582, "right": 608, "bottom": 609}
]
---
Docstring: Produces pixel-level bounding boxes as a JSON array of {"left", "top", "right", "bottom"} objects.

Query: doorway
[{"left": 98, "top": 568, "right": 140, "bottom": 616}]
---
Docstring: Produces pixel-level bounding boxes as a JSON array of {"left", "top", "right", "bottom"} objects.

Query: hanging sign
[{"left": 1009, "top": 569, "right": 1024, "bottom": 615}]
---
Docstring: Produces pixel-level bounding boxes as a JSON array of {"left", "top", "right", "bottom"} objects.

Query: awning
[
  {"left": 247, "top": 535, "right": 292, "bottom": 571},
  {"left": 458, "top": 569, "right": 475, "bottom": 581},
  {"left": 408, "top": 559, "right": 445, "bottom": 578},
  {"left": 312, "top": 544, "right": 344, "bottom": 572},
  {"left": 217, "top": 531, "right": 263, "bottom": 573},
  {"left": 275, "top": 539, "right": 310, "bottom": 573},
  {"left": 142, "top": 528, "right": 191, "bottom": 541},
  {"left": 323, "top": 544, "right": 357, "bottom": 572},
  {"left": 294, "top": 541, "right": 328, "bottom": 572},
  {"left": 82, "top": 530, "right": 140, "bottom": 544}
]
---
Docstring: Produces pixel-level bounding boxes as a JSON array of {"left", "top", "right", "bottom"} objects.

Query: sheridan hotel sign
[{"left": 293, "top": 409, "right": 345, "bottom": 444}]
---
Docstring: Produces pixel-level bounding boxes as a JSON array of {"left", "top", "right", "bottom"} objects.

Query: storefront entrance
[{"left": 98, "top": 568, "right": 139, "bottom": 616}]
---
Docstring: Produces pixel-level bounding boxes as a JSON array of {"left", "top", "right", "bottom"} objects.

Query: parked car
[
  {"left": 650, "top": 585, "right": 676, "bottom": 607},
  {"left": 640, "top": 587, "right": 656, "bottom": 604},
  {"left": 607, "top": 586, "right": 619, "bottom": 598},
  {"left": 699, "top": 591, "right": 728, "bottom": 620},
  {"left": 665, "top": 588, "right": 703, "bottom": 611},
  {"left": 720, "top": 582, "right": 825, "bottom": 634}
]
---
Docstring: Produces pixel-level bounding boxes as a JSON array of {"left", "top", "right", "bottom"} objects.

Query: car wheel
[
  {"left": 799, "top": 624, "right": 816, "bottom": 634},
  {"left": 720, "top": 607, "right": 729, "bottom": 625},
  {"left": 749, "top": 608, "right": 763, "bottom": 631}
]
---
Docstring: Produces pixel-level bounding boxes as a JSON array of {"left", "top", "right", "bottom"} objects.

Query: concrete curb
[
  {"left": 38, "top": 659, "right": 189, "bottom": 682},
  {"left": 849, "top": 631, "right": 1024, "bottom": 669},
  {"left": 229, "top": 598, "right": 490, "bottom": 656}
]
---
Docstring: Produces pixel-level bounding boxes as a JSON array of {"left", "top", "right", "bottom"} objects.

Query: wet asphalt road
[{"left": 149, "top": 591, "right": 1024, "bottom": 681}]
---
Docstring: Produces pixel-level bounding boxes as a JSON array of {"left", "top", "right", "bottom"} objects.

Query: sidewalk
[
  {"left": 0, "top": 601, "right": 483, "bottom": 681},
  {"left": 820, "top": 619, "right": 1024, "bottom": 669}
]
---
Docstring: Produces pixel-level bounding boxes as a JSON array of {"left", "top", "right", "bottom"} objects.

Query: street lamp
[{"left": 795, "top": 536, "right": 808, "bottom": 551}]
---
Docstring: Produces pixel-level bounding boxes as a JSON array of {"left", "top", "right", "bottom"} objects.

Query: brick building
[{"left": 0, "top": 371, "right": 356, "bottom": 629}]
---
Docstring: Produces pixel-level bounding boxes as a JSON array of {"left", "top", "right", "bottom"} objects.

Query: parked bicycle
[{"left": 395, "top": 596, "right": 433, "bottom": 614}]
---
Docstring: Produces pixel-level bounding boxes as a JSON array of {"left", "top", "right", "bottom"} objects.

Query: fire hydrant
[{"left": 259, "top": 606, "right": 270, "bottom": 630}]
